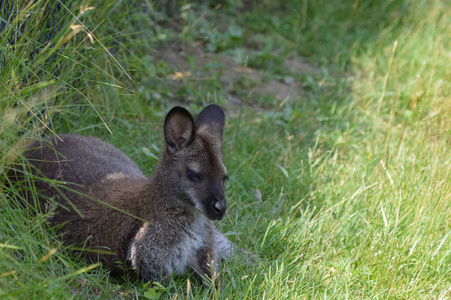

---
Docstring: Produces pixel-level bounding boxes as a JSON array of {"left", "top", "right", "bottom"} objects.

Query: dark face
[
  {"left": 168, "top": 135, "right": 228, "bottom": 221},
  {"left": 162, "top": 105, "right": 228, "bottom": 221}
]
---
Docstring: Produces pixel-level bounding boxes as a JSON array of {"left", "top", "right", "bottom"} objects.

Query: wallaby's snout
[
  {"left": 206, "top": 180, "right": 227, "bottom": 220},
  {"left": 211, "top": 197, "right": 227, "bottom": 220}
]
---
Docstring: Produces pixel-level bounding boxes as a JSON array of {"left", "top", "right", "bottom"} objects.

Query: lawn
[{"left": 1, "top": 0, "right": 449, "bottom": 298}]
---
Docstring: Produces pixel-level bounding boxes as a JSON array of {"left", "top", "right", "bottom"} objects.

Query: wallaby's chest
[{"left": 165, "top": 216, "right": 209, "bottom": 275}]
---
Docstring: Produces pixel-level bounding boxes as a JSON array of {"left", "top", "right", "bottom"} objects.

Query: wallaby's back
[
  {"left": 26, "top": 133, "right": 146, "bottom": 187},
  {"left": 23, "top": 133, "right": 150, "bottom": 265}
]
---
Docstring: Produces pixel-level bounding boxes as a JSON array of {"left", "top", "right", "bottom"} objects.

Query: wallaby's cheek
[{"left": 185, "top": 187, "right": 205, "bottom": 213}]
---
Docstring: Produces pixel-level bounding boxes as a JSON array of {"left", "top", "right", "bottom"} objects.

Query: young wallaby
[{"left": 16, "top": 104, "right": 241, "bottom": 284}]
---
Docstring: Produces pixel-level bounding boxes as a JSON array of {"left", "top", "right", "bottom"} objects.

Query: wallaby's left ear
[
  {"left": 194, "top": 104, "right": 225, "bottom": 139},
  {"left": 164, "top": 107, "right": 195, "bottom": 154}
]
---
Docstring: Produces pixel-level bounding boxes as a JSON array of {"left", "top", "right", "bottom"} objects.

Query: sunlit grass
[{"left": 1, "top": 0, "right": 449, "bottom": 298}]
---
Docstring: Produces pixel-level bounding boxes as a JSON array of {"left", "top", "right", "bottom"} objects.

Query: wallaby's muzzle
[
  {"left": 204, "top": 179, "right": 227, "bottom": 220},
  {"left": 211, "top": 199, "right": 227, "bottom": 220}
]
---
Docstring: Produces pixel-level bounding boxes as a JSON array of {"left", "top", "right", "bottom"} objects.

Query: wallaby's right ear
[{"left": 164, "top": 107, "right": 195, "bottom": 154}]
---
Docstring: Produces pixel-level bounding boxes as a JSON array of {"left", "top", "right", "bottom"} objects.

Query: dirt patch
[{"left": 152, "top": 40, "right": 318, "bottom": 110}]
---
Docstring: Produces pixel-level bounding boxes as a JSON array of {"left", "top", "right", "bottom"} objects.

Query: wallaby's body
[{"left": 18, "top": 105, "right": 236, "bottom": 283}]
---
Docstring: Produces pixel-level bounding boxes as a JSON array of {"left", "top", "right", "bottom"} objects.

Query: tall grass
[
  {"left": 1, "top": 0, "right": 449, "bottom": 298},
  {"left": 0, "top": 1, "right": 138, "bottom": 298}
]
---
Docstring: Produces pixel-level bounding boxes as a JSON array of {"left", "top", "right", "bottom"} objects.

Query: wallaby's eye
[{"left": 187, "top": 169, "right": 202, "bottom": 182}]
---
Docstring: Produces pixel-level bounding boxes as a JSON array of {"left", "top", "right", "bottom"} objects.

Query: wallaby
[{"left": 15, "top": 104, "right": 242, "bottom": 285}]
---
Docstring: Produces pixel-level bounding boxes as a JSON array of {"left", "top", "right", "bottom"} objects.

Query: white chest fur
[
  {"left": 127, "top": 214, "right": 209, "bottom": 278},
  {"left": 165, "top": 215, "right": 208, "bottom": 275}
]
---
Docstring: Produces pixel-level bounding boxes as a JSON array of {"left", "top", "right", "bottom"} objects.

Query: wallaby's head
[{"left": 161, "top": 104, "right": 228, "bottom": 221}]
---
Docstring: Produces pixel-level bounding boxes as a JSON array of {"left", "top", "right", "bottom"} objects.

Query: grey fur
[{"left": 15, "top": 105, "right": 243, "bottom": 284}]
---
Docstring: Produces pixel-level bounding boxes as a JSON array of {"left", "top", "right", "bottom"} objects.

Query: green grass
[{"left": 1, "top": 0, "right": 450, "bottom": 298}]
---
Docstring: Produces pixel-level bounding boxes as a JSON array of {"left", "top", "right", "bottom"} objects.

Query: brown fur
[{"left": 13, "top": 105, "right": 240, "bottom": 284}]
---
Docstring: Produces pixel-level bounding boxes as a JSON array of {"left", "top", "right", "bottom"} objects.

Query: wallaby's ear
[
  {"left": 164, "top": 107, "right": 195, "bottom": 154},
  {"left": 194, "top": 104, "right": 225, "bottom": 140}
]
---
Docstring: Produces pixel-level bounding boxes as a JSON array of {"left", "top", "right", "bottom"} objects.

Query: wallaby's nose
[{"left": 212, "top": 201, "right": 227, "bottom": 220}]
